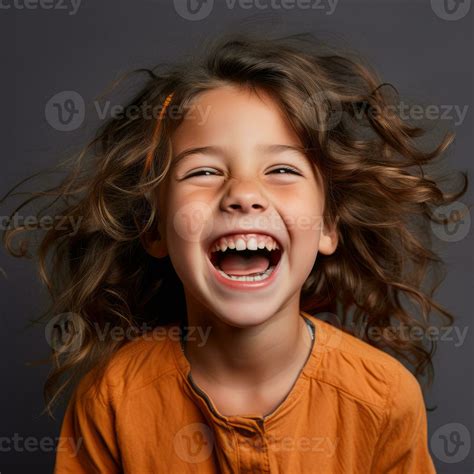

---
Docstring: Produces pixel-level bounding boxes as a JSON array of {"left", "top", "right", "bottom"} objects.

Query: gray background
[{"left": 1, "top": 0, "right": 472, "bottom": 472}]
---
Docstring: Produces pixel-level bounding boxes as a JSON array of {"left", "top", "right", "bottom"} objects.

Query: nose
[{"left": 220, "top": 178, "right": 269, "bottom": 213}]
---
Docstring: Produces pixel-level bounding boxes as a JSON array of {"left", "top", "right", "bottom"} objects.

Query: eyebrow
[{"left": 171, "top": 144, "right": 308, "bottom": 169}]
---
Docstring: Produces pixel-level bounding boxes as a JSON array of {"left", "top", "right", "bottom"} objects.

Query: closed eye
[
  {"left": 185, "top": 167, "right": 301, "bottom": 178},
  {"left": 270, "top": 167, "right": 301, "bottom": 175},
  {"left": 186, "top": 169, "right": 218, "bottom": 178}
]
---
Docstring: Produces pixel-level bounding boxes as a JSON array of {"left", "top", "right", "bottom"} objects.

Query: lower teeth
[{"left": 217, "top": 266, "right": 276, "bottom": 282}]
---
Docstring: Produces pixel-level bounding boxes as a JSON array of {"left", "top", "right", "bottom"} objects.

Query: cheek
[
  {"left": 164, "top": 191, "right": 215, "bottom": 245},
  {"left": 279, "top": 188, "right": 324, "bottom": 239}
]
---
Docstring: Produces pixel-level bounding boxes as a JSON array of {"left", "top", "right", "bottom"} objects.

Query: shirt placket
[
  {"left": 185, "top": 375, "right": 271, "bottom": 473},
  {"left": 227, "top": 417, "right": 270, "bottom": 474}
]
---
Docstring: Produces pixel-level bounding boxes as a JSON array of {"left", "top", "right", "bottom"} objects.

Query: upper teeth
[{"left": 211, "top": 234, "right": 279, "bottom": 253}]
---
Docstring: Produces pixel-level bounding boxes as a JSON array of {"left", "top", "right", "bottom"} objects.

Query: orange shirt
[{"left": 54, "top": 312, "right": 436, "bottom": 473}]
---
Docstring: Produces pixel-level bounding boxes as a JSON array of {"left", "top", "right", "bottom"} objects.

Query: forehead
[
  {"left": 164, "top": 85, "right": 326, "bottom": 193},
  {"left": 171, "top": 85, "right": 302, "bottom": 150}
]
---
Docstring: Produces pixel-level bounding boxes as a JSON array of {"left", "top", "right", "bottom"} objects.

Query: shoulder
[
  {"left": 73, "top": 324, "right": 181, "bottom": 405},
  {"left": 305, "top": 313, "right": 424, "bottom": 412}
]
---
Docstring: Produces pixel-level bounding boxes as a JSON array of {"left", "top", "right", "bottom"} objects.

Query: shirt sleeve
[
  {"left": 54, "top": 375, "right": 122, "bottom": 474},
  {"left": 370, "top": 365, "right": 436, "bottom": 474}
]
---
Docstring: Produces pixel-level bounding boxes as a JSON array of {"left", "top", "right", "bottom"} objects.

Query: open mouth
[{"left": 208, "top": 244, "right": 283, "bottom": 282}]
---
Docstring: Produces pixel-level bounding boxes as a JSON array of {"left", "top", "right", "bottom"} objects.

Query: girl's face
[{"left": 148, "top": 85, "right": 337, "bottom": 327}]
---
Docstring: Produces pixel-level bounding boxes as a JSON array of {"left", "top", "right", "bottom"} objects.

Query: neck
[{"left": 181, "top": 305, "right": 313, "bottom": 390}]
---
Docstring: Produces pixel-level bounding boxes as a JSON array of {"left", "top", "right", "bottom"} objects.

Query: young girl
[{"left": 3, "top": 32, "right": 468, "bottom": 473}]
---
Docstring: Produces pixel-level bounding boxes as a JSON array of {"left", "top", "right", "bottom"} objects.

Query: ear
[
  {"left": 141, "top": 185, "right": 169, "bottom": 259},
  {"left": 141, "top": 227, "right": 168, "bottom": 259},
  {"left": 318, "top": 217, "right": 338, "bottom": 256}
]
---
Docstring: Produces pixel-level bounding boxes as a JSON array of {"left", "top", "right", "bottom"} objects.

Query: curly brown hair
[{"left": 1, "top": 31, "right": 469, "bottom": 418}]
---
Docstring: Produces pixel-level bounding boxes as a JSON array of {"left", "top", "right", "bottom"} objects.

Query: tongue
[{"left": 219, "top": 252, "right": 270, "bottom": 276}]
